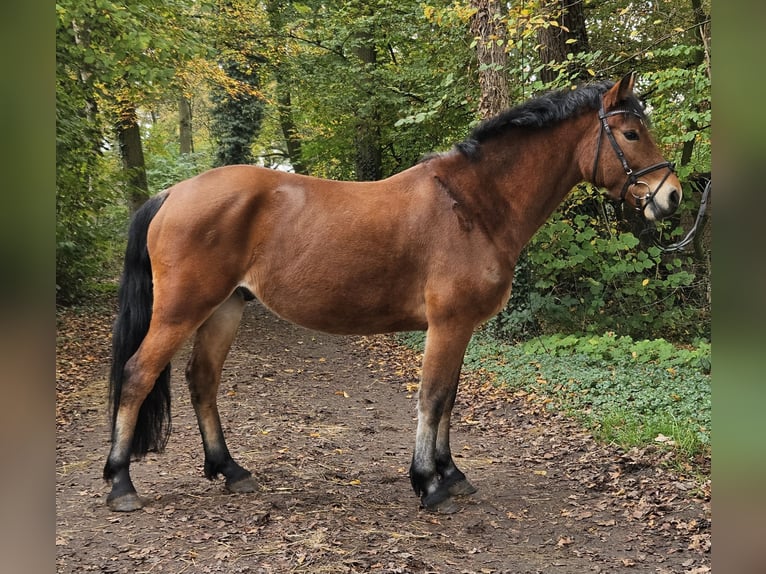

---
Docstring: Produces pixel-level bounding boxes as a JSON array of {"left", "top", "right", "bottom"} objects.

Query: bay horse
[{"left": 104, "top": 73, "right": 681, "bottom": 513}]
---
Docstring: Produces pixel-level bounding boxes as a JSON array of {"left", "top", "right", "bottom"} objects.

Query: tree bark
[
  {"left": 537, "top": 0, "right": 590, "bottom": 84},
  {"left": 117, "top": 103, "right": 149, "bottom": 213},
  {"left": 352, "top": 37, "right": 383, "bottom": 181},
  {"left": 276, "top": 72, "right": 307, "bottom": 175},
  {"left": 179, "top": 96, "right": 193, "bottom": 154},
  {"left": 470, "top": 0, "right": 510, "bottom": 117}
]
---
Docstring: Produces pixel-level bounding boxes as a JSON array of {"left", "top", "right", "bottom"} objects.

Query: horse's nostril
[{"left": 669, "top": 189, "right": 680, "bottom": 207}]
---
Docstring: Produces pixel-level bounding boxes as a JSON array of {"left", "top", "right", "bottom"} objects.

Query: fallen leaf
[{"left": 654, "top": 433, "right": 676, "bottom": 445}]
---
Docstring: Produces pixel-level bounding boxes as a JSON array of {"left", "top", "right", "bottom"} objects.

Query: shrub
[{"left": 494, "top": 185, "right": 709, "bottom": 343}]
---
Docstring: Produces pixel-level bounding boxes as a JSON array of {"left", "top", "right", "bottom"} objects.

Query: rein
[
  {"left": 651, "top": 177, "right": 711, "bottom": 253},
  {"left": 591, "top": 99, "right": 676, "bottom": 213}
]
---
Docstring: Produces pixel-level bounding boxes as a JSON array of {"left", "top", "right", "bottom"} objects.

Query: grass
[{"left": 398, "top": 330, "right": 711, "bottom": 463}]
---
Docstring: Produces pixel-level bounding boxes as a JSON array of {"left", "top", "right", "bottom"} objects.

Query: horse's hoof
[
  {"left": 424, "top": 497, "right": 460, "bottom": 514},
  {"left": 448, "top": 478, "right": 478, "bottom": 497},
  {"left": 226, "top": 475, "right": 257, "bottom": 494},
  {"left": 421, "top": 487, "right": 460, "bottom": 514},
  {"left": 107, "top": 492, "right": 143, "bottom": 512}
]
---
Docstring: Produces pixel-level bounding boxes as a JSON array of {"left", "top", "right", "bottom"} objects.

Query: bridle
[{"left": 591, "top": 98, "right": 676, "bottom": 215}]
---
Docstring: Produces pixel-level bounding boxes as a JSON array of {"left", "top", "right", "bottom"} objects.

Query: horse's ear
[{"left": 603, "top": 71, "right": 636, "bottom": 109}]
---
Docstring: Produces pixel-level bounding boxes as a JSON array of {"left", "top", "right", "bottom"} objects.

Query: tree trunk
[
  {"left": 537, "top": 0, "right": 590, "bottom": 84},
  {"left": 179, "top": 96, "right": 193, "bottom": 154},
  {"left": 352, "top": 38, "right": 383, "bottom": 181},
  {"left": 470, "top": 0, "right": 537, "bottom": 340},
  {"left": 117, "top": 103, "right": 149, "bottom": 213},
  {"left": 470, "top": 0, "right": 509, "bottom": 117},
  {"left": 266, "top": 0, "right": 307, "bottom": 175},
  {"left": 276, "top": 72, "right": 307, "bottom": 175}
]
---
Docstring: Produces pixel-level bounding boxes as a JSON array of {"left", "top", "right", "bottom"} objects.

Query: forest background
[
  {"left": 56, "top": 0, "right": 712, "bottom": 456},
  {"left": 56, "top": 0, "right": 711, "bottom": 339}
]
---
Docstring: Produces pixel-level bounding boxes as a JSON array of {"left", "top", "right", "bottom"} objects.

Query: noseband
[{"left": 591, "top": 99, "right": 675, "bottom": 214}]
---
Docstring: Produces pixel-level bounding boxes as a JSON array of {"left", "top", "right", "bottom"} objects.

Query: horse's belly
[
  {"left": 258, "top": 295, "right": 428, "bottom": 335},
  {"left": 245, "top": 273, "right": 428, "bottom": 335}
]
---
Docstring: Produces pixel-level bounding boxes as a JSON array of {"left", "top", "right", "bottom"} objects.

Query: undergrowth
[{"left": 397, "top": 330, "right": 711, "bottom": 463}]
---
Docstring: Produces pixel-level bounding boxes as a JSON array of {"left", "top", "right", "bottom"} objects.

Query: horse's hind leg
[
  {"left": 186, "top": 290, "right": 256, "bottom": 494},
  {"left": 105, "top": 322, "right": 195, "bottom": 511}
]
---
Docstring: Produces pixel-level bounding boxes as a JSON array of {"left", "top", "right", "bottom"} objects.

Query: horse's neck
[
  {"left": 496, "top": 128, "right": 585, "bottom": 241},
  {"left": 436, "top": 124, "right": 586, "bottom": 262}
]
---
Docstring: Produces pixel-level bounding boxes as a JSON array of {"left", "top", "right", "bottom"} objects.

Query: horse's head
[{"left": 590, "top": 73, "right": 682, "bottom": 221}]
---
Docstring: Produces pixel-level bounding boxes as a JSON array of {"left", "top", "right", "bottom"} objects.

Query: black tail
[{"left": 109, "top": 193, "right": 171, "bottom": 458}]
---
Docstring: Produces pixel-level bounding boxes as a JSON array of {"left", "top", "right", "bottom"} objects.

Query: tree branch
[{"left": 599, "top": 18, "right": 711, "bottom": 74}]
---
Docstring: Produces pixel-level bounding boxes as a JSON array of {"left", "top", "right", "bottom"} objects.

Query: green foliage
[
  {"left": 514, "top": 332, "right": 711, "bottom": 457},
  {"left": 56, "top": 18, "right": 123, "bottom": 303},
  {"left": 493, "top": 185, "right": 708, "bottom": 342},
  {"left": 209, "top": 66, "right": 265, "bottom": 167},
  {"left": 141, "top": 106, "right": 215, "bottom": 193},
  {"left": 258, "top": 0, "right": 476, "bottom": 178},
  {"left": 55, "top": 142, "right": 125, "bottom": 304},
  {"left": 398, "top": 329, "right": 711, "bottom": 459},
  {"left": 521, "top": 332, "right": 711, "bottom": 372},
  {"left": 56, "top": 0, "right": 206, "bottom": 302},
  {"left": 145, "top": 148, "right": 210, "bottom": 194},
  {"left": 644, "top": 54, "right": 711, "bottom": 179}
]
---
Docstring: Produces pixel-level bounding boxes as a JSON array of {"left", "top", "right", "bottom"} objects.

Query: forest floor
[{"left": 56, "top": 299, "right": 710, "bottom": 573}]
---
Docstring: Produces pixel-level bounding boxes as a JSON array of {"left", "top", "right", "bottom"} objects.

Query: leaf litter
[{"left": 57, "top": 299, "right": 710, "bottom": 573}]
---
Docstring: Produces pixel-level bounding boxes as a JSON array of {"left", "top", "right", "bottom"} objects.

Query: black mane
[{"left": 454, "top": 81, "right": 646, "bottom": 158}]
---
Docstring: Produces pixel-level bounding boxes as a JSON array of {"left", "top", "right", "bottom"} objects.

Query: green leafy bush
[
  {"left": 56, "top": 79, "right": 125, "bottom": 303},
  {"left": 496, "top": 185, "right": 709, "bottom": 342},
  {"left": 146, "top": 147, "right": 210, "bottom": 195}
]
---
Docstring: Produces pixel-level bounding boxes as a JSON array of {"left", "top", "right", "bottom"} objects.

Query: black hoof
[
  {"left": 107, "top": 491, "right": 144, "bottom": 512},
  {"left": 226, "top": 475, "right": 257, "bottom": 494},
  {"left": 448, "top": 478, "right": 478, "bottom": 497},
  {"left": 421, "top": 486, "right": 459, "bottom": 514},
  {"left": 424, "top": 497, "right": 460, "bottom": 514}
]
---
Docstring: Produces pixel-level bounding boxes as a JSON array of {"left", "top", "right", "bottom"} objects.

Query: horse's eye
[{"left": 624, "top": 130, "right": 639, "bottom": 141}]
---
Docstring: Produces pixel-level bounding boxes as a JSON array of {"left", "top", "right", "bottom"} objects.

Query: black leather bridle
[{"left": 591, "top": 98, "right": 676, "bottom": 214}]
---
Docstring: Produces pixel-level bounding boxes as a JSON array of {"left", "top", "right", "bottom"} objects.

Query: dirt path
[{"left": 56, "top": 301, "right": 710, "bottom": 573}]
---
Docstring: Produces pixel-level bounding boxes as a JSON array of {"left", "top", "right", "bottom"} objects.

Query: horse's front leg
[
  {"left": 409, "top": 325, "right": 473, "bottom": 512},
  {"left": 436, "top": 388, "right": 478, "bottom": 497}
]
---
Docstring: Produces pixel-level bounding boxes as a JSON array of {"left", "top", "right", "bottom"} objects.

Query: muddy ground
[{"left": 56, "top": 300, "right": 710, "bottom": 573}]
